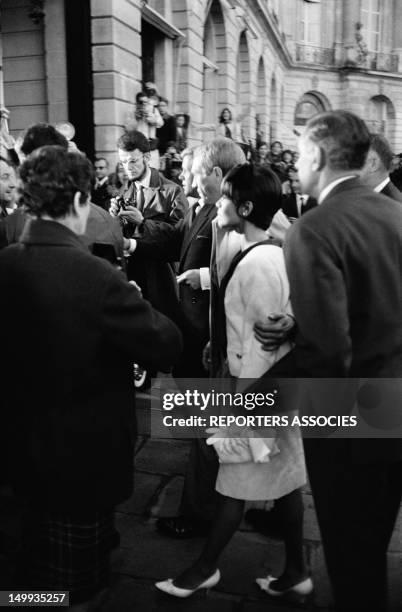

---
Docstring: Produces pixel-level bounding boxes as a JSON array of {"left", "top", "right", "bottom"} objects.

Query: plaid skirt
[{"left": 18, "top": 508, "right": 116, "bottom": 604}]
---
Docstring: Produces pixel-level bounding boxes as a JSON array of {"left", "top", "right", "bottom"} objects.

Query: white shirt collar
[
  {"left": 318, "top": 176, "right": 357, "bottom": 205},
  {"left": 135, "top": 166, "right": 152, "bottom": 189},
  {"left": 374, "top": 177, "right": 390, "bottom": 193},
  {"left": 96, "top": 176, "right": 108, "bottom": 187}
]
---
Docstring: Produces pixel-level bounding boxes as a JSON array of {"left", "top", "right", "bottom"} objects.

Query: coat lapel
[{"left": 180, "top": 203, "right": 216, "bottom": 262}]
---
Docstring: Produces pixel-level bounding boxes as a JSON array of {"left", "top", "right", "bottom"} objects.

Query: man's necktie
[
  {"left": 300, "top": 196, "right": 307, "bottom": 215},
  {"left": 190, "top": 202, "right": 201, "bottom": 225},
  {"left": 136, "top": 185, "right": 144, "bottom": 212}
]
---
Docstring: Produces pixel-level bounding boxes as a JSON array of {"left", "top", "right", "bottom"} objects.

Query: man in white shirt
[
  {"left": 91, "top": 157, "right": 110, "bottom": 210},
  {"left": 282, "top": 167, "right": 317, "bottom": 220},
  {"left": 359, "top": 132, "right": 402, "bottom": 202}
]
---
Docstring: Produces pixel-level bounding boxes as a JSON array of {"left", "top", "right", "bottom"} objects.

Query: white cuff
[
  {"left": 126, "top": 238, "right": 137, "bottom": 255},
  {"left": 199, "top": 267, "right": 211, "bottom": 291}
]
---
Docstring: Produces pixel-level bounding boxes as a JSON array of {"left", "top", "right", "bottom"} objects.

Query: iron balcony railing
[
  {"left": 295, "top": 44, "right": 399, "bottom": 73},
  {"left": 361, "top": 52, "right": 399, "bottom": 73}
]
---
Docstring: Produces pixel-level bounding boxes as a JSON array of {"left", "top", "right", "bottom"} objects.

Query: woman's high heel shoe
[
  {"left": 155, "top": 569, "right": 221, "bottom": 598},
  {"left": 256, "top": 575, "right": 313, "bottom": 600}
]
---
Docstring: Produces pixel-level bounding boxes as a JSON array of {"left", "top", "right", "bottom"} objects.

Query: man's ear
[
  {"left": 213, "top": 166, "right": 223, "bottom": 181},
  {"left": 72, "top": 191, "right": 82, "bottom": 216},
  {"left": 238, "top": 200, "right": 254, "bottom": 218},
  {"left": 144, "top": 151, "right": 151, "bottom": 164},
  {"left": 370, "top": 151, "right": 380, "bottom": 172},
  {"left": 312, "top": 143, "right": 325, "bottom": 172},
  {"left": 72, "top": 191, "right": 89, "bottom": 216}
]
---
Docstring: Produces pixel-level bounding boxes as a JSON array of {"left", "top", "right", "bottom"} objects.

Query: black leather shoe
[{"left": 156, "top": 516, "right": 210, "bottom": 539}]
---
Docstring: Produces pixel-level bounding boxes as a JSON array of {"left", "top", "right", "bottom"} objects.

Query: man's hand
[
  {"left": 0, "top": 107, "right": 10, "bottom": 121},
  {"left": 119, "top": 206, "right": 144, "bottom": 226},
  {"left": 176, "top": 269, "right": 201, "bottom": 289},
  {"left": 254, "top": 313, "right": 295, "bottom": 351}
]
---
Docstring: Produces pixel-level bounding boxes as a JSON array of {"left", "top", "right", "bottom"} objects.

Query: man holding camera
[{"left": 112, "top": 130, "right": 188, "bottom": 322}]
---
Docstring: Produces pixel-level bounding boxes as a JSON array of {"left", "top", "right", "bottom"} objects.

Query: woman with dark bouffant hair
[{"left": 156, "top": 164, "right": 311, "bottom": 602}]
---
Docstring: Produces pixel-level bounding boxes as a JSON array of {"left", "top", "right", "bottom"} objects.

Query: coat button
[{"left": 191, "top": 297, "right": 197, "bottom": 304}]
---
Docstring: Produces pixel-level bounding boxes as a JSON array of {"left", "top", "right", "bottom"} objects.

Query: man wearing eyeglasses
[{"left": 112, "top": 130, "right": 188, "bottom": 321}]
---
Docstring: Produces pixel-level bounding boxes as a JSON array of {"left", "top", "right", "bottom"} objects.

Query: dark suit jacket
[
  {"left": 124, "top": 168, "right": 188, "bottom": 321},
  {"left": 91, "top": 180, "right": 110, "bottom": 211},
  {"left": 380, "top": 179, "right": 402, "bottom": 202},
  {"left": 285, "top": 177, "right": 402, "bottom": 463},
  {"left": 0, "top": 207, "right": 27, "bottom": 248},
  {"left": 135, "top": 202, "right": 217, "bottom": 346},
  {"left": 0, "top": 220, "right": 182, "bottom": 511},
  {"left": 0, "top": 204, "right": 124, "bottom": 260},
  {"left": 282, "top": 193, "right": 317, "bottom": 219},
  {"left": 156, "top": 114, "right": 177, "bottom": 154}
]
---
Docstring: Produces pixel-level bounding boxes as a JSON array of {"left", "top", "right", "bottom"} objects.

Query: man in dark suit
[
  {"left": 113, "top": 130, "right": 188, "bottom": 322},
  {"left": 285, "top": 111, "right": 402, "bottom": 611},
  {"left": 0, "top": 146, "right": 182, "bottom": 607},
  {"left": 360, "top": 132, "right": 402, "bottom": 202},
  {"left": 137, "top": 138, "right": 246, "bottom": 537},
  {"left": 130, "top": 146, "right": 216, "bottom": 377},
  {"left": 91, "top": 157, "right": 111, "bottom": 210},
  {"left": 281, "top": 166, "right": 317, "bottom": 220}
]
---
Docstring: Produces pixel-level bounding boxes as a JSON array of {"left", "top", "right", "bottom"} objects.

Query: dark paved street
[
  {"left": 100, "top": 383, "right": 402, "bottom": 612},
  {"left": 1, "top": 380, "right": 401, "bottom": 610}
]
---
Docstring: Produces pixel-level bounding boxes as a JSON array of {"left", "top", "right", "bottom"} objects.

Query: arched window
[
  {"left": 270, "top": 75, "right": 277, "bottom": 141},
  {"left": 294, "top": 92, "right": 326, "bottom": 126},
  {"left": 202, "top": 0, "right": 227, "bottom": 131}
]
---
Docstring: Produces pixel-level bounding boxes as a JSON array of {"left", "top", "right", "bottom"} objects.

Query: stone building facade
[{"left": 2, "top": 0, "right": 402, "bottom": 162}]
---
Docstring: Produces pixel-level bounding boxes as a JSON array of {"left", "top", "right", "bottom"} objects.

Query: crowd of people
[{"left": 0, "top": 99, "right": 401, "bottom": 612}]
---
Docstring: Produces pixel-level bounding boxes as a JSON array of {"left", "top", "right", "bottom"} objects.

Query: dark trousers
[
  {"left": 173, "top": 333, "right": 219, "bottom": 522},
  {"left": 305, "top": 439, "right": 402, "bottom": 612},
  {"left": 179, "top": 438, "right": 219, "bottom": 523}
]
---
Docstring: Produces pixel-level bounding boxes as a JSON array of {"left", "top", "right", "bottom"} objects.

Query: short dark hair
[
  {"left": 369, "top": 133, "right": 394, "bottom": 171},
  {"left": 117, "top": 130, "right": 150, "bottom": 154},
  {"left": 20, "top": 123, "right": 68, "bottom": 156},
  {"left": 19, "top": 146, "right": 93, "bottom": 218},
  {"left": 159, "top": 96, "right": 169, "bottom": 105},
  {"left": 221, "top": 163, "right": 282, "bottom": 230},
  {"left": 287, "top": 165, "right": 298, "bottom": 178},
  {"left": 305, "top": 110, "right": 370, "bottom": 171},
  {"left": 94, "top": 157, "right": 109, "bottom": 167},
  {"left": 136, "top": 91, "right": 148, "bottom": 104}
]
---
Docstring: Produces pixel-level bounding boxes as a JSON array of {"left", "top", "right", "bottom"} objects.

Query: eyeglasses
[{"left": 121, "top": 156, "right": 144, "bottom": 166}]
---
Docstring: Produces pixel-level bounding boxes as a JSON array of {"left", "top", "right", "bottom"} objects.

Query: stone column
[
  {"left": 91, "top": 0, "right": 142, "bottom": 162},
  {"left": 44, "top": 0, "right": 68, "bottom": 124}
]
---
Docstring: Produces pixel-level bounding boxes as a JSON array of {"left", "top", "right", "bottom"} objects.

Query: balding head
[{"left": 296, "top": 110, "right": 371, "bottom": 198}]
